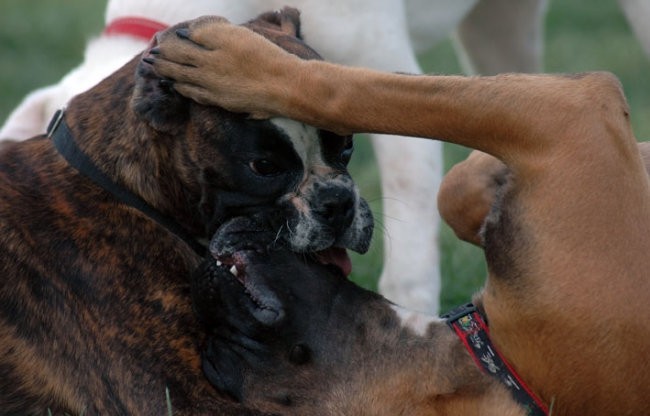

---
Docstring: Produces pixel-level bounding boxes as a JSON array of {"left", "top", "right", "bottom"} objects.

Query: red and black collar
[
  {"left": 442, "top": 303, "right": 549, "bottom": 416},
  {"left": 104, "top": 17, "right": 168, "bottom": 41}
]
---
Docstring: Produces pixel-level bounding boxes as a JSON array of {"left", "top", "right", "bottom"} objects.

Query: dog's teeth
[
  {"left": 216, "top": 260, "right": 222, "bottom": 266},
  {"left": 229, "top": 265, "right": 238, "bottom": 276}
]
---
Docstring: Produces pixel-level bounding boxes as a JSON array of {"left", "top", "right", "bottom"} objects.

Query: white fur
[
  {"left": 270, "top": 118, "right": 323, "bottom": 169},
  {"left": 391, "top": 304, "right": 442, "bottom": 337},
  {"left": 4, "top": 0, "right": 648, "bottom": 314}
]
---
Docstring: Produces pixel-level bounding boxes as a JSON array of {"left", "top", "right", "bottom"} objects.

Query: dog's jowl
[{"left": 0, "top": 10, "right": 371, "bottom": 415}]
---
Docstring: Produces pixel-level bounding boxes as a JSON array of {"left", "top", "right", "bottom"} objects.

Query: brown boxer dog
[
  {"left": 0, "top": 9, "right": 372, "bottom": 415},
  {"left": 150, "top": 17, "right": 650, "bottom": 415}
]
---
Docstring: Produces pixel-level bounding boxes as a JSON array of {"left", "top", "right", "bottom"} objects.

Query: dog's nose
[{"left": 313, "top": 186, "right": 355, "bottom": 231}]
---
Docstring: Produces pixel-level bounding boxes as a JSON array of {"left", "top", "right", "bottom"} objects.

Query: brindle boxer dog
[
  {"left": 0, "top": 9, "right": 372, "bottom": 415},
  {"left": 191, "top": 219, "right": 528, "bottom": 415},
  {"left": 150, "top": 16, "right": 650, "bottom": 415}
]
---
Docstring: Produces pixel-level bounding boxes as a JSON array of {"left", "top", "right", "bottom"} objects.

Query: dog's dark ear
[
  {"left": 131, "top": 55, "right": 190, "bottom": 134},
  {"left": 255, "top": 7, "right": 302, "bottom": 39},
  {"left": 244, "top": 7, "right": 322, "bottom": 61}
]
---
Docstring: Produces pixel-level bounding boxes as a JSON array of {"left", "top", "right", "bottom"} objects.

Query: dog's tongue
[{"left": 315, "top": 247, "right": 352, "bottom": 276}]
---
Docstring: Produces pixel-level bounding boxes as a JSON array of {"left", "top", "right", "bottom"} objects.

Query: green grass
[
  {"left": 0, "top": 0, "right": 103, "bottom": 118},
  {"left": 1, "top": 0, "right": 649, "bottom": 312}
]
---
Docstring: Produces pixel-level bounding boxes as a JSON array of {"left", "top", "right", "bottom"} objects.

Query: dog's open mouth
[
  {"left": 212, "top": 246, "right": 350, "bottom": 324},
  {"left": 216, "top": 247, "right": 350, "bottom": 283},
  {"left": 213, "top": 251, "right": 285, "bottom": 325}
]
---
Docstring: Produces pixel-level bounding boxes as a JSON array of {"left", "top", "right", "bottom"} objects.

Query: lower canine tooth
[
  {"left": 216, "top": 260, "right": 222, "bottom": 266},
  {"left": 229, "top": 265, "right": 238, "bottom": 276}
]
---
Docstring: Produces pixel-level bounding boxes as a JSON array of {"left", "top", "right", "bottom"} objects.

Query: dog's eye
[
  {"left": 340, "top": 140, "right": 354, "bottom": 165},
  {"left": 249, "top": 159, "right": 283, "bottom": 176}
]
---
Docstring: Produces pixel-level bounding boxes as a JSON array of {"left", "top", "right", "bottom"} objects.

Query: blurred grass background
[{"left": 1, "top": 0, "right": 648, "bottom": 312}]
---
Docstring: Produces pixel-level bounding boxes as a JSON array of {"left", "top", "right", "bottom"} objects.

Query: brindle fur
[{"left": 0, "top": 10, "right": 367, "bottom": 415}]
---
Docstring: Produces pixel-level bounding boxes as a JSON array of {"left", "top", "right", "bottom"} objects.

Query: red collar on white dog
[
  {"left": 104, "top": 17, "right": 168, "bottom": 41},
  {"left": 443, "top": 303, "right": 549, "bottom": 416}
]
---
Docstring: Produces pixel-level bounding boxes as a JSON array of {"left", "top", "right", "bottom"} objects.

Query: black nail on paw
[
  {"left": 149, "top": 47, "right": 160, "bottom": 55},
  {"left": 176, "top": 28, "right": 190, "bottom": 40},
  {"left": 142, "top": 57, "right": 155, "bottom": 65}
]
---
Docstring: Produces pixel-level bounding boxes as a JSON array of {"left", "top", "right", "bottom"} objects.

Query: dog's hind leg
[
  {"left": 454, "top": 0, "right": 548, "bottom": 75},
  {"left": 357, "top": 38, "right": 442, "bottom": 315}
]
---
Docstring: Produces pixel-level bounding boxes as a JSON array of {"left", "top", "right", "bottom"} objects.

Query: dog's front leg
[{"left": 147, "top": 20, "right": 629, "bottom": 164}]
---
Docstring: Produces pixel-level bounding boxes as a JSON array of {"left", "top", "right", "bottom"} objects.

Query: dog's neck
[
  {"left": 63, "top": 57, "right": 206, "bottom": 239},
  {"left": 443, "top": 303, "right": 548, "bottom": 415},
  {"left": 47, "top": 109, "right": 206, "bottom": 256},
  {"left": 317, "top": 289, "right": 525, "bottom": 415}
]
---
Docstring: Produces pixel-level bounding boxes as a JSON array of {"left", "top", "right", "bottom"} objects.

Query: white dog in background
[{"left": 1, "top": 0, "right": 647, "bottom": 314}]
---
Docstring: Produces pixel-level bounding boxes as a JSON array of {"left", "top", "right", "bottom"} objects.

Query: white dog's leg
[
  {"left": 293, "top": 0, "right": 443, "bottom": 314},
  {"left": 618, "top": 0, "right": 650, "bottom": 58},
  {"left": 371, "top": 135, "right": 442, "bottom": 314},
  {"left": 454, "top": 0, "right": 548, "bottom": 74},
  {"left": 405, "top": 0, "right": 478, "bottom": 54}
]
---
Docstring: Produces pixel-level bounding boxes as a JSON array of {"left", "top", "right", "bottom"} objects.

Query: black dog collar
[
  {"left": 47, "top": 109, "right": 206, "bottom": 256},
  {"left": 442, "top": 303, "right": 549, "bottom": 416}
]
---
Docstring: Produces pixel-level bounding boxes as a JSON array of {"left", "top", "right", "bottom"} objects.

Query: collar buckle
[{"left": 441, "top": 302, "right": 476, "bottom": 325}]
